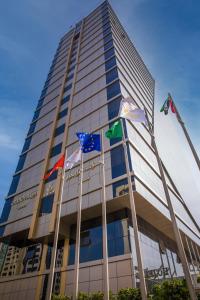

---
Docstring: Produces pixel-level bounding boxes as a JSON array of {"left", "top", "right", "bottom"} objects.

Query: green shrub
[
  {"left": 89, "top": 291, "right": 104, "bottom": 300},
  {"left": 197, "top": 275, "right": 200, "bottom": 284},
  {"left": 117, "top": 287, "right": 141, "bottom": 300},
  {"left": 77, "top": 292, "right": 89, "bottom": 300},
  {"left": 152, "top": 279, "right": 190, "bottom": 300},
  {"left": 52, "top": 294, "right": 71, "bottom": 300}
]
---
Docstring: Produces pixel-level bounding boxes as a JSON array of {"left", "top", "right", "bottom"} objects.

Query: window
[
  {"left": 15, "top": 154, "right": 26, "bottom": 172},
  {"left": 22, "top": 137, "right": 32, "bottom": 153},
  {"left": 58, "top": 108, "right": 68, "bottom": 119},
  {"left": 36, "top": 98, "right": 44, "bottom": 109},
  {"left": 8, "top": 175, "right": 20, "bottom": 196},
  {"left": 32, "top": 108, "right": 41, "bottom": 122},
  {"left": 54, "top": 124, "right": 65, "bottom": 137},
  {"left": 107, "top": 210, "right": 130, "bottom": 257},
  {"left": 64, "top": 83, "right": 72, "bottom": 93},
  {"left": 68, "top": 65, "right": 76, "bottom": 73},
  {"left": 106, "top": 67, "right": 118, "bottom": 84},
  {"left": 45, "top": 170, "right": 58, "bottom": 183},
  {"left": 50, "top": 143, "right": 62, "bottom": 157},
  {"left": 104, "top": 39, "right": 113, "bottom": 51},
  {"left": 112, "top": 179, "right": 128, "bottom": 198},
  {"left": 103, "top": 33, "right": 112, "bottom": 44},
  {"left": 0, "top": 198, "right": 12, "bottom": 223},
  {"left": 28, "top": 122, "right": 36, "bottom": 135},
  {"left": 103, "top": 22, "right": 110, "bottom": 32},
  {"left": 70, "top": 58, "right": 76, "bottom": 65},
  {"left": 105, "top": 56, "right": 116, "bottom": 71},
  {"left": 71, "top": 51, "right": 77, "bottom": 58},
  {"left": 110, "top": 145, "right": 126, "bottom": 178},
  {"left": 66, "top": 73, "right": 74, "bottom": 81},
  {"left": 103, "top": 26, "right": 111, "bottom": 37},
  {"left": 104, "top": 47, "right": 115, "bottom": 60},
  {"left": 40, "top": 193, "right": 54, "bottom": 215},
  {"left": 107, "top": 80, "right": 121, "bottom": 100},
  {"left": 61, "top": 95, "right": 70, "bottom": 105},
  {"left": 68, "top": 217, "right": 103, "bottom": 265},
  {"left": 0, "top": 226, "right": 5, "bottom": 237},
  {"left": 107, "top": 97, "right": 121, "bottom": 120}
]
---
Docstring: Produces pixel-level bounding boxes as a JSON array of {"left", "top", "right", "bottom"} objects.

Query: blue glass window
[
  {"left": 103, "top": 33, "right": 112, "bottom": 44},
  {"left": 45, "top": 170, "right": 58, "bottom": 183},
  {"left": 32, "top": 109, "right": 41, "bottom": 122},
  {"left": 106, "top": 67, "right": 118, "bottom": 84},
  {"left": 50, "top": 143, "right": 62, "bottom": 157},
  {"left": 70, "top": 58, "right": 76, "bottom": 65},
  {"left": 54, "top": 124, "right": 65, "bottom": 137},
  {"left": 107, "top": 97, "right": 121, "bottom": 120},
  {"left": 61, "top": 95, "right": 70, "bottom": 105},
  {"left": 58, "top": 108, "right": 68, "bottom": 119},
  {"left": 67, "top": 73, "right": 74, "bottom": 81},
  {"left": 22, "top": 137, "right": 32, "bottom": 153},
  {"left": 68, "top": 217, "right": 103, "bottom": 265},
  {"left": 0, "top": 198, "right": 13, "bottom": 223},
  {"left": 103, "top": 22, "right": 110, "bottom": 32},
  {"left": 105, "top": 56, "right": 116, "bottom": 71},
  {"left": 107, "top": 81, "right": 121, "bottom": 100},
  {"left": 107, "top": 210, "right": 130, "bottom": 257},
  {"left": 36, "top": 98, "right": 44, "bottom": 109},
  {"left": 71, "top": 51, "right": 77, "bottom": 58},
  {"left": 104, "top": 47, "right": 115, "bottom": 60},
  {"left": 104, "top": 39, "right": 113, "bottom": 51},
  {"left": 64, "top": 83, "right": 72, "bottom": 93},
  {"left": 103, "top": 26, "right": 112, "bottom": 37},
  {"left": 15, "top": 154, "right": 26, "bottom": 172},
  {"left": 110, "top": 145, "right": 126, "bottom": 178},
  {"left": 8, "top": 174, "right": 20, "bottom": 196},
  {"left": 68, "top": 65, "right": 76, "bottom": 73},
  {"left": 112, "top": 179, "right": 128, "bottom": 198},
  {"left": 0, "top": 226, "right": 5, "bottom": 237},
  {"left": 28, "top": 122, "right": 36, "bottom": 135},
  {"left": 40, "top": 193, "right": 54, "bottom": 215}
]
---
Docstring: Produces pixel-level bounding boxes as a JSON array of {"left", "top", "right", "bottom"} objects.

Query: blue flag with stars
[{"left": 76, "top": 132, "right": 101, "bottom": 153}]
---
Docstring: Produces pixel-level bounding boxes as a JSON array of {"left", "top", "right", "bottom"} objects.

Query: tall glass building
[{"left": 0, "top": 1, "right": 199, "bottom": 299}]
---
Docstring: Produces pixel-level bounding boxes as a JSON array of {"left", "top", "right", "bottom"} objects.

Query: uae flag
[{"left": 43, "top": 154, "right": 65, "bottom": 180}]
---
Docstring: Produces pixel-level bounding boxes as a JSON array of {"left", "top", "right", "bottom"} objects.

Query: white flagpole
[
  {"left": 121, "top": 120, "right": 148, "bottom": 300},
  {"left": 101, "top": 130, "right": 110, "bottom": 300},
  {"left": 73, "top": 152, "right": 83, "bottom": 300},
  {"left": 145, "top": 108, "right": 197, "bottom": 300},
  {"left": 45, "top": 166, "right": 66, "bottom": 300}
]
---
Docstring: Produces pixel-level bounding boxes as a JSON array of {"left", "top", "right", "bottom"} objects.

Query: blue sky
[{"left": 0, "top": 0, "right": 200, "bottom": 221}]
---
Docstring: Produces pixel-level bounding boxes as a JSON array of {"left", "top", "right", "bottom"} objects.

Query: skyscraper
[{"left": 0, "top": 1, "right": 199, "bottom": 299}]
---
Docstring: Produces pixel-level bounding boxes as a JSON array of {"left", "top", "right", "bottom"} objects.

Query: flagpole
[
  {"left": 121, "top": 120, "right": 148, "bottom": 300},
  {"left": 169, "top": 93, "right": 200, "bottom": 172},
  {"left": 101, "top": 130, "right": 110, "bottom": 300},
  {"left": 145, "top": 108, "right": 197, "bottom": 300},
  {"left": 73, "top": 153, "right": 83, "bottom": 300},
  {"left": 45, "top": 167, "right": 66, "bottom": 300}
]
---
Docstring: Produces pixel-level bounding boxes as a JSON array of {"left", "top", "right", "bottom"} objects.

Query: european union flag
[{"left": 76, "top": 132, "right": 101, "bottom": 153}]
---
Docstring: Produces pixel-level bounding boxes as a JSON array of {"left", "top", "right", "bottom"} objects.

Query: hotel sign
[{"left": 144, "top": 266, "right": 169, "bottom": 279}]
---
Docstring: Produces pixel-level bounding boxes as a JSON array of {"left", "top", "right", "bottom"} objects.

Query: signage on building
[
  {"left": 65, "top": 160, "right": 103, "bottom": 181},
  {"left": 12, "top": 190, "right": 38, "bottom": 210},
  {"left": 144, "top": 266, "right": 169, "bottom": 279}
]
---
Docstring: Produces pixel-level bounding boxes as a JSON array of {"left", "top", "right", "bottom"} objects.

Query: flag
[
  {"left": 160, "top": 99, "right": 170, "bottom": 115},
  {"left": 76, "top": 132, "right": 101, "bottom": 153},
  {"left": 105, "top": 120, "right": 123, "bottom": 139},
  {"left": 43, "top": 154, "right": 65, "bottom": 180},
  {"left": 160, "top": 94, "right": 176, "bottom": 115},
  {"left": 119, "top": 97, "right": 147, "bottom": 123},
  {"left": 64, "top": 148, "right": 81, "bottom": 169},
  {"left": 169, "top": 97, "right": 176, "bottom": 113}
]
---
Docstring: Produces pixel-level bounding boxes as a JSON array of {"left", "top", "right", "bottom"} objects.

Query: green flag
[
  {"left": 105, "top": 120, "right": 123, "bottom": 139},
  {"left": 160, "top": 98, "right": 169, "bottom": 115}
]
